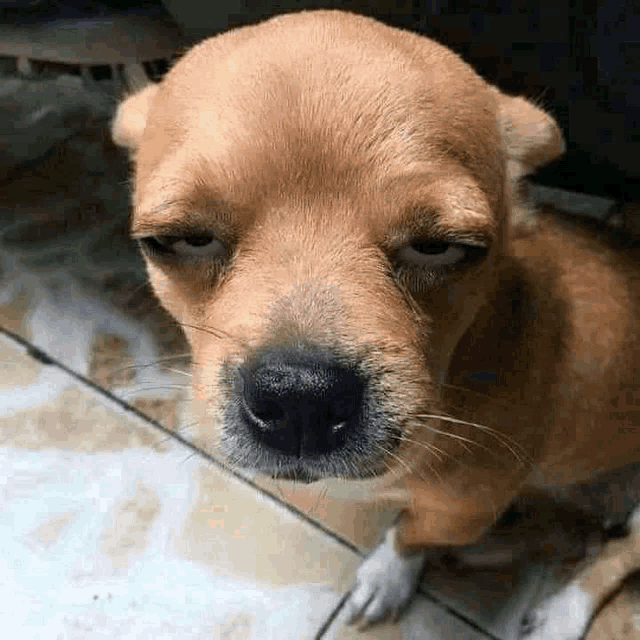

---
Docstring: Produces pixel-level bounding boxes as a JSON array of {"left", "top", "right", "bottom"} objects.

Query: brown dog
[{"left": 112, "top": 10, "right": 640, "bottom": 636}]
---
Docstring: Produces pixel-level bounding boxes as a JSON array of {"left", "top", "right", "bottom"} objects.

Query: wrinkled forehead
[{"left": 135, "top": 18, "right": 504, "bottom": 218}]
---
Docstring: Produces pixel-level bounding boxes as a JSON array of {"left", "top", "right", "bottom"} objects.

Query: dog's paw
[
  {"left": 519, "top": 584, "right": 594, "bottom": 640},
  {"left": 344, "top": 528, "right": 427, "bottom": 629}
]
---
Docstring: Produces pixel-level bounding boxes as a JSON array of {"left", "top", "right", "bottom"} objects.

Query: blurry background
[{"left": 2, "top": 0, "right": 638, "bottom": 207}]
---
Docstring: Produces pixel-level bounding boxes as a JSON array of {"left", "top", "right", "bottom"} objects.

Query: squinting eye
[
  {"left": 139, "top": 234, "right": 226, "bottom": 259},
  {"left": 397, "top": 240, "right": 480, "bottom": 268}
]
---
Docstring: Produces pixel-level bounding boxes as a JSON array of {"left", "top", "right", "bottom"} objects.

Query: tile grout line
[
  {"left": 313, "top": 590, "right": 352, "bottom": 640},
  {"left": 415, "top": 584, "right": 503, "bottom": 640},
  {"left": 313, "top": 586, "right": 502, "bottom": 639},
  {"left": 0, "top": 324, "right": 360, "bottom": 554},
  {"left": 2, "top": 324, "right": 502, "bottom": 640}
]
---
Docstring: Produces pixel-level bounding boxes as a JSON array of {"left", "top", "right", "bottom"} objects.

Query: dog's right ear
[
  {"left": 493, "top": 88, "right": 566, "bottom": 181},
  {"left": 492, "top": 89, "right": 566, "bottom": 227},
  {"left": 111, "top": 84, "right": 159, "bottom": 151}
]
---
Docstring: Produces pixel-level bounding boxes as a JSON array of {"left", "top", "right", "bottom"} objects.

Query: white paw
[
  {"left": 519, "top": 584, "right": 594, "bottom": 640},
  {"left": 344, "top": 528, "right": 427, "bottom": 629}
]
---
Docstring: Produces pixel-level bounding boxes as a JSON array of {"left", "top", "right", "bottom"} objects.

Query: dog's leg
[
  {"left": 345, "top": 479, "right": 521, "bottom": 628},
  {"left": 344, "top": 501, "right": 498, "bottom": 628},
  {"left": 344, "top": 525, "right": 429, "bottom": 628},
  {"left": 519, "top": 503, "right": 640, "bottom": 640}
]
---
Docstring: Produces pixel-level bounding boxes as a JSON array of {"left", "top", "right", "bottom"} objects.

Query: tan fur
[{"left": 112, "top": 9, "right": 639, "bottom": 565}]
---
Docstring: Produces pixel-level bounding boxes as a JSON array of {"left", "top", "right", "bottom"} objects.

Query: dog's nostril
[
  {"left": 237, "top": 352, "right": 364, "bottom": 457},
  {"left": 249, "top": 399, "right": 287, "bottom": 428}
]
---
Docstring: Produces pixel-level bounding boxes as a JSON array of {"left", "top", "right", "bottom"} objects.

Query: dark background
[
  {"left": 3, "top": 0, "right": 639, "bottom": 203},
  {"left": 159, "top": 0, "right": 640, "bottom": 205}
]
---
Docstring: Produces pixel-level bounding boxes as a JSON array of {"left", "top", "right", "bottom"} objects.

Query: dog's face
[{"left": 113, "top": 11, "right": 564, "bottom": 484}]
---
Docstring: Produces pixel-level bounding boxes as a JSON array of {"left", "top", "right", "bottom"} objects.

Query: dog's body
[{"left": 112, "top": 11, "right": 640, "bottom": 637}]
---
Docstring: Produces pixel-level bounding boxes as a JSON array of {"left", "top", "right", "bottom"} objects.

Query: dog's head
[{"left": 112, "top": 11, "right": 564, "bottom": 484}]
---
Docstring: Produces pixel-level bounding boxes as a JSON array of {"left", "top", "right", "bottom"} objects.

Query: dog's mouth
[
  {"left": 268, "top": 468, "right": 322, "bottom": 484},
  {"left": 222, "top": 434, "right": 393, "bottom": 482}
]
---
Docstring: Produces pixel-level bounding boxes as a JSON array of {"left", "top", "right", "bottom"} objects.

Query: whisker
[
  {"left": 145, "top": 352, "right": 192, "bottom": 362},
  {"left": 309, "top": 485, "right": 330, "bottom": 517},
  {"left": 150, "top": 434, "right": 176, "bottom": 450},
  {"left": 162, "top": 367, "right": 192, "bottom": 377},
  {"left": 377, "top": 442, "right": 432, "bottom": 483},
  {"left": 274, "top": 483, "right": 287, "bottom": 503},
  {"left": 418, "top": 412, "right": 531, "bottom": 467},
  {"left": 179, "top": 322, "right": 239, "bottom": 342},
  {"left": 406, "top": 426, "right": 476, "bottom": 456},
  {"left": 404, "top": 423, "right": 512, "bottom": 466},
  {"left": 115, "top": 385, "right": 191, "bottom": 397},
  {"left": 180, "top": 451, "right": 201, "bottom": 466},
  {"left": 170, "top": 421, "right": 210, "bottom": 447},
  {"left": 438, "top": 381, "right": 514, "bottom": 406},
  {"left": 394, "top": 435, "right": 454, "bottom": 462},
  {"left": 150, "top": 415, "right": 204, "bottom": 451},
  {"left": 101, "top": 353, "right": 192, "bottom": 378}
]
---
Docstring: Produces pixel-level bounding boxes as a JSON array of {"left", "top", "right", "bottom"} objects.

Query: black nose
[{"left": 236, "top": 350, "right": 365, "bottom": 457}]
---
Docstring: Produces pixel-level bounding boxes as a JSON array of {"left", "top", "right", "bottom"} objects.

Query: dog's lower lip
[{"left": 269, "top": 469, "right": 320, "bottom": 483}]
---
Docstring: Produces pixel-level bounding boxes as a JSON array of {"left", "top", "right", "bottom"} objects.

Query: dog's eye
[
  {"left": 398, "top": 241, "right": 482, "bottom": 268},
  {"left": 139, "top": 234, "right": 225, "bottom": 259}
]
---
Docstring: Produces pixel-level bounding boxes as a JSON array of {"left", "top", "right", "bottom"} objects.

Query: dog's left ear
[
  {"left": 493, "top": 88, "right": 566, "bottom": 180},
  {"left": 111, "top": 83, "right": 159, "bottom": 151}
]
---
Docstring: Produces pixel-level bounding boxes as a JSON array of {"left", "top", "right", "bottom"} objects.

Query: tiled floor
[
  {"left": 1, "top": 80, "right": 640, "bottom": 639},
  {"left": 1, "top": 330, "right": 498, "bottom": 640}
]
